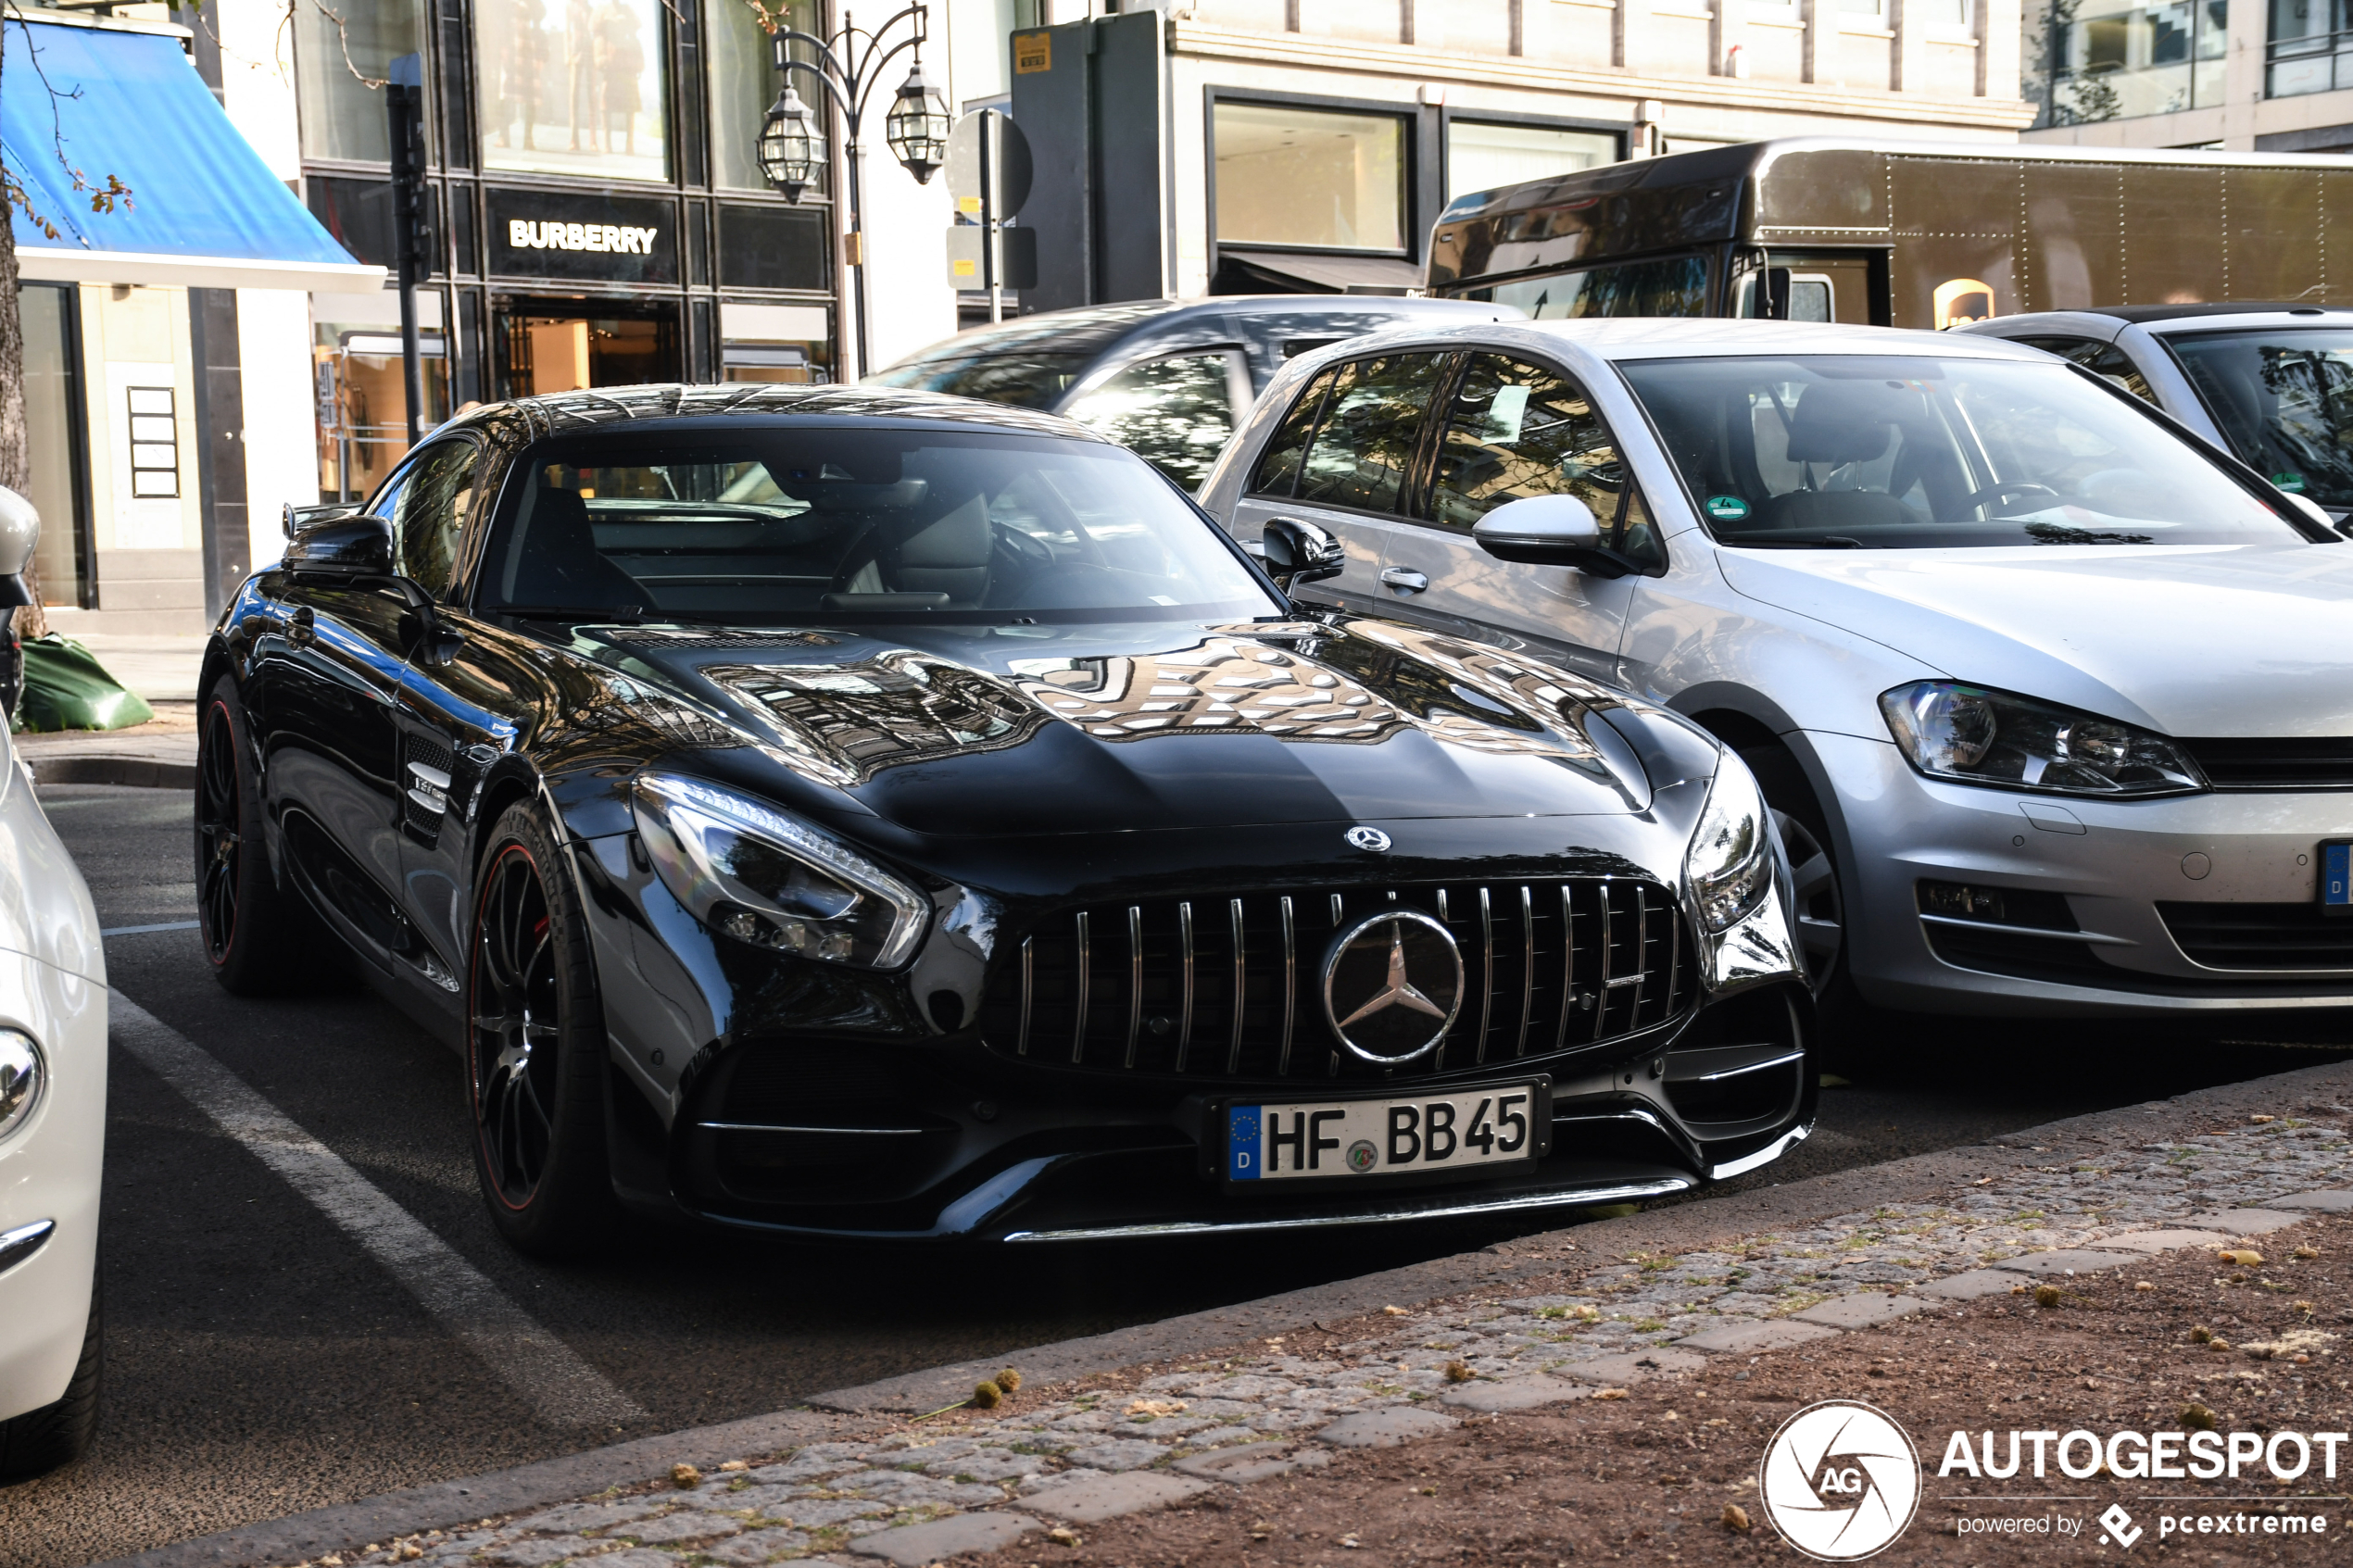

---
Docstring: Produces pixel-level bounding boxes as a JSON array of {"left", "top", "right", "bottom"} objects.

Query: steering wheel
[
  {"left": 994, "top": 521, "right": 1058, "bottom": 568},
  {"left": 1963, "top": 481, "right": 2062, "bottom": 517}
]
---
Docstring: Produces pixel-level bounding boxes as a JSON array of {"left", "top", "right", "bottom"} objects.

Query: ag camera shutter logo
[{"left": 1759, "top": 1400, "right": 1923, "bottom": 1561}]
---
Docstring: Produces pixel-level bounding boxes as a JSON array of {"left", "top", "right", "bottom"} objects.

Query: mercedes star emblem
[
  {"left": 1320, "top": 909, "right": 1465, "bottom": 1064},
  {"left": 1345, "top": 825, "right": 1392, "bottom": 853}
]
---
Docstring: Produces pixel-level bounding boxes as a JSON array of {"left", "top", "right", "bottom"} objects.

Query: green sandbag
[{"left": 16, "top": 634, "right": 155, "bottom": 733}]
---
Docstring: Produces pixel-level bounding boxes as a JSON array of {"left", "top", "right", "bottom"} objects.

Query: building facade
[
  {"left": 2022, "top": 0, "right": 2353, "bottom": 153},
  {"left": 13, "top": 0, "right": 2035, "bottom": 644}
]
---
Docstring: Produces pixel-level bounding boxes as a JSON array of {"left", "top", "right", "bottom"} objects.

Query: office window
[
  {"left": 477, "top": 0, "right": 671, "bottom": 182},
  {"left": 1445, "top": 121, "right": 1617, "bottom": 203},
  {"left": 1213, "top": 102, "right": 1405, "bottom": 252},
  {"left": 2049, "top": 0, "right": 2226, "bottom": 119},
  {"left": 707, "top": 0, "right": 827, "bottom": 193},
  {"left": 296, "top": 0, "right": 427, "bottom": 163},
  {"left": 2270, "top": 0, "right": 2351, "bottom": 93}
]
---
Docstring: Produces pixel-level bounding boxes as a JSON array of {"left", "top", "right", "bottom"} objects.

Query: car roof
[
  {"left": 875, "top": 295, "right": 1516, "bottom": 370},
  {"left": 438, "top": 383, "right": 1108, "bottom": 447},
  {"left": 2090, "top": 302, "right": 2353, "bottom": 324},
  {"left": 1289, "top": 316, "right": 2059, "bottom": 364}
]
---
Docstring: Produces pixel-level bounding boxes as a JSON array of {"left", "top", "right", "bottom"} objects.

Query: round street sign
[{"left": 945, "top": 109, "right": 1033, "bottom": 220}]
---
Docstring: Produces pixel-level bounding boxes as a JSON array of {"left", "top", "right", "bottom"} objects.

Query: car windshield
[
  {"left": 2164, "top": 328, "right": 2353, "bottom": 510},
  {"left": 1617, "top": 355, "right": 2305, "bottom": 549},
  {"left": 475, "top": 426, "right": 1278, "bottom": 624}
]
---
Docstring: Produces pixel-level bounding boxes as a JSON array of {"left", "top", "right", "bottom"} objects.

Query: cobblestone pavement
[{"left": 293, "top": 1108, "right": 2353, "bottom": 1568}]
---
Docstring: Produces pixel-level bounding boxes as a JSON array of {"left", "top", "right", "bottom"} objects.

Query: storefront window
[
  {"left": 1212, "top": 102, "right": 1405, "bottom": 252},
  {"left": 296, "top": 0, "right": 427, "bottom": 164},
  {"left": 1445, "top": 121, "right": 1617, "bottom": 203},
  {"left": 720, "top": 302, "right": 832, "bottom": 383},
  {"left": 18, "top": 284, "right": 86, "bottom": 608},
  {"left": 2047, "top": 0, "right": 2226, "bottom": 120},
  {"left": 314, "top": 299, "right": 452, "bottom": 502},
  {"left": 477, "top": 0, "right": 671, "bottom": 182},
  {"left": 708, "top": 0, "right": 826, "bottom": 194}
]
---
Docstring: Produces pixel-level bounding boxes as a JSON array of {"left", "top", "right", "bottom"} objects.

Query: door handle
[
  {"left": 1378, "top": 568, "right": 1429, "bottom": 594},
  {"left": 287, "top": 605, "right": 316, "bottom": 646}
]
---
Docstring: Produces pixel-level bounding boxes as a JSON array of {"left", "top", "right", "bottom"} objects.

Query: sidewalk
[
  {"left": 14, "top": 631, "right": 205, "bottom": 788},
  {"left": 104, "top": 1058, "right": 2353, "bottom": 1568}
]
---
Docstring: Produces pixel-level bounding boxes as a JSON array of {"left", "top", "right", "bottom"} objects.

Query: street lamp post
[{"left": 758, "top": 6, "right": 950, "bottom": 381}]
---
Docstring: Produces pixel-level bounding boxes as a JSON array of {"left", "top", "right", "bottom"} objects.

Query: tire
[
  {"left": 196, "top": 675, "right": 320, "bottom": 995},
  {"left": 1739, "top": 744, "right": 1876, "bottom": 1077},
  {"left": 466, "top": 803, "right": 618, "bottom": 1257},
  {"left": 0, "top": 1278, "right": 101, "bottom": 1482}
]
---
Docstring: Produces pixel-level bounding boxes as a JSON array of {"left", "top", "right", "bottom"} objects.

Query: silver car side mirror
[{"left": 0, "top": 487, "right": 38, "bottom": 608}]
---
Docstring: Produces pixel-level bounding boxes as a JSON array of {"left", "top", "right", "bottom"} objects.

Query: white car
[
  {"left": 1198, "top": 318, "right": 2353, "bottom": 1054},
  {"left": 1958, "top": 305, "right": 2353, "bottom": 528},
  {"left": 0, "top": 489, "right": 106, "bottom": 1480}
]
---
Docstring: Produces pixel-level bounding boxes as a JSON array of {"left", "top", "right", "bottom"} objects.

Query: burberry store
[{"left": 298, "top": 0, "right": 835, "bottom": 499}]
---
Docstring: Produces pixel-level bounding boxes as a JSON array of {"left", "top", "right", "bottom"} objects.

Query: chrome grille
[{"left": 978, "top": 879, "right": 1696, "bottom": 1082}]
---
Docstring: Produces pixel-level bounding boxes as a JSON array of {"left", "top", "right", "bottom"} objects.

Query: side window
[
  {"left": 386, "top": 441, "right": 482, "bottom": 600},
  {"left": 1061, "top": 352, "right": 1241, "bottom": 493},
  {"left": 1428, "top": 355, "right": 1664, "bottom": 569},
  {"left": 1295, "top": 352, "right": 1446, "bottom": 514},
  {"left": 2020, "top": 336, "right": 2158, "bottom": 406},
  {"left": 1249, "top": 367, "right": 1337, "bottom": 497}
]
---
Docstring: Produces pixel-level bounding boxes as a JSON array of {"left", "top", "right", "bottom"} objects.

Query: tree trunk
[{"left": 0, "top": 19, "right": 53, "bottom": 642}]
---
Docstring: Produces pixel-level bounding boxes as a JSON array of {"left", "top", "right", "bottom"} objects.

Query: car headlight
[
  {"left": 0, "top": 1030, "right": 41, "bottom": 1143},
  {"left": 1879, "top": 681, "right": 2206, "bottom": 797},
  {"left": 631, "top": 773, "right": 929, "bottom": 969},
  {"left": 1686, "top": 752, "right": 1773, "bottom": 934}
]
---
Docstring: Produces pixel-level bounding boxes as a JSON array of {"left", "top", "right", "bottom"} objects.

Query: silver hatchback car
[{"left": 1199, "top": 318, "right": 2353, "bottom": 1054}]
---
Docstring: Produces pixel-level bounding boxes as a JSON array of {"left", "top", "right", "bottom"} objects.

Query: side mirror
[
  {"left": 1260, "top": 516, "right": 1346, "bottom": 593},
  {"left": 283, "top": 500, "right": 365, "bottom": 540},
  {"left": 285, "top": 513, "right": 393, "bottom": 578},
  {"left": 0, "top": 486, "right": 37, "bottom": 608},
  {"left": 1472, "top": 494, "right": 1632, "bottom": 579}
]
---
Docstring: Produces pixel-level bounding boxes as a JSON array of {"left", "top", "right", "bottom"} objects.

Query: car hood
[
  {"left": 1715, "top": 542, "right": 2353, "bottom": 736},
  {"left": 582, "top": 616, "right": 1657, "bottom": 837}
]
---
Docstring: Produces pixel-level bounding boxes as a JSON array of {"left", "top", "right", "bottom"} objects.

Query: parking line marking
[
  {"left": 102, "top": 920, "right": 202, "bottom": 936},
  {"left": 109, "top": 988, "right": 647, "bottom": 1428}
]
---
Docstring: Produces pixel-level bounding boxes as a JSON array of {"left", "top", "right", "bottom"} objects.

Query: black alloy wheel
[
  {"left": 465, "top": 803, "right": 617, "bottom": 1255},
  {"left": 195, "top": 675, "right": 318, "bottom": 995},
  {"left": 195, "top": 699, "right": 242, "bottom": 964},
  {"left": 472, "top": 842, "right": 563, "bottom": 1210}
]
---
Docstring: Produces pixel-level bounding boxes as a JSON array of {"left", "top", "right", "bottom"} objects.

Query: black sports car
[{"left": 199, "top": 386, "right": 1814, "bottom": 1252}]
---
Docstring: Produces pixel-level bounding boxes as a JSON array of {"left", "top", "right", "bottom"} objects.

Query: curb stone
[
  {"left": 26, "top": 754, "right": 196, "bottom": 788},
  {"left": 85, "top": 1056, "right": 2353, "bottom": 1568}
]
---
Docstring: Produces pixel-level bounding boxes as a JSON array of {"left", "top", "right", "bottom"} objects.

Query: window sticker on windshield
[
  {"left": 2274, "top": 472, "right": 2308, "bottom": 493},
  {"left": 1705, "top": 495, "right": 1751, "bottom": 521},
  {"left": 1483, "top": 383, "right": 1530, "bottom": 445}
]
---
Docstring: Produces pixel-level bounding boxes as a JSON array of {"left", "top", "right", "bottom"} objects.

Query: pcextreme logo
[{"left": 1758, "top": 1400, "right": 1924, "bottom": 1561}]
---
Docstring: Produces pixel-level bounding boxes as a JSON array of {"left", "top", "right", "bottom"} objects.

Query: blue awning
[{"left": 4, "top": 15, "right": 384, "bottom": 293}]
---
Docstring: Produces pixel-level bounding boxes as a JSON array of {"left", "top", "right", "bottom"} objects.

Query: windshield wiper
[{"left": 1727, "top": 535, "right": 1866, "bottom": 549}]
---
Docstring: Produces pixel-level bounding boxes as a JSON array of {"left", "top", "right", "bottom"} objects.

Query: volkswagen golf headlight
[
  {"left": 1879, "top": 681, "right": 2206, "bottom": 797},
  {"left": 0, "top": 1030, "right": 41, "bottom": 1143},
  {"left": 632, "top": 773, "right": 929, "bottom": 968},
  {"left": 1686, "top": 751, "right": 1773, "bottom": 934}
]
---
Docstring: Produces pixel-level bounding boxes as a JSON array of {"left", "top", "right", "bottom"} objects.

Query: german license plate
[
  {"left": 1221, "top": 1080, "right": 1551, "bottom": 1185},
  {"left": 2323, "top": 841, "right": 2353, "bottom": 917}
]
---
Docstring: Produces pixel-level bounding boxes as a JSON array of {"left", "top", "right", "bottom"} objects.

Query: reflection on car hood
[
  {"left": 584, "top": 618, "right": 1655, "bottom": 836},
  {"left": 1716, "top": 542, "right": 2353, "bottom": 736}
]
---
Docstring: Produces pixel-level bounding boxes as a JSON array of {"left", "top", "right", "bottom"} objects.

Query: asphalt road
[{"left": 5, "top": 782, "right": 2346, "bottom": 1568}]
